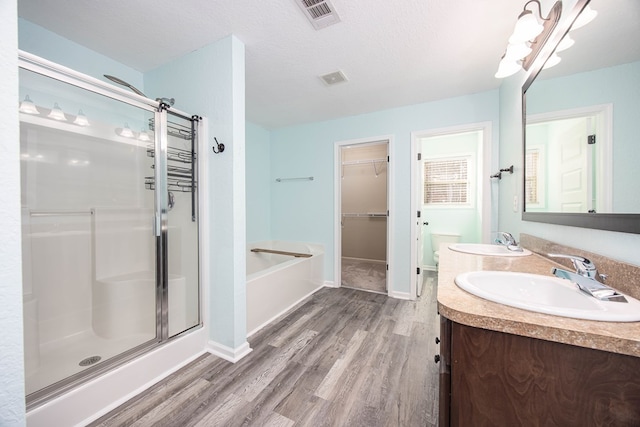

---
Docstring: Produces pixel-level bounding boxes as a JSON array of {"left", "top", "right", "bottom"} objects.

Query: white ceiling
[{"left": 17, "top": 0, "right": 639, "bottom": 129}]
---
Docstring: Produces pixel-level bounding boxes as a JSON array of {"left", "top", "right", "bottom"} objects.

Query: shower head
[
  {"left": 104, "top": 74, "right": 146, "bottom": 97},
  {"left": 104, "top": 74, "right": 176, "bottom": 106}
]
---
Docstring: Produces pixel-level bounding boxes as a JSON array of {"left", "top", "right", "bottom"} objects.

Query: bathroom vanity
[{"left": 436, "top": 245, "right": 640, "bottom": 426}]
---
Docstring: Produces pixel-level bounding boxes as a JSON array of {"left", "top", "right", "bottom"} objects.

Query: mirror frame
[{"left": 521, "top": 0, "right": 640, "bottom": 234}]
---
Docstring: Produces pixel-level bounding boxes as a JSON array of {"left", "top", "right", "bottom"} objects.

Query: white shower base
[{"left": 25, "top": 329, "right": 154, "bottom": 395}]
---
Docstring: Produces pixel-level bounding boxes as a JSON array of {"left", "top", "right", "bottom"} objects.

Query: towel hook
[{"left": 212, "top": 137, "right": 225, "bottom": 154}]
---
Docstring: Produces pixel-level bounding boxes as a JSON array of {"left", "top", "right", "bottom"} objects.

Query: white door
[
  {"left": 416, "top": 145, "right": 424, "bottom": 296},
  {"left": 554, "top": 118, "right": 591, "bottom": 212}
]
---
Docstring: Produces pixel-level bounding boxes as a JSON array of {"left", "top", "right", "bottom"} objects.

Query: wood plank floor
[{"left": 90, "top": 274, "right": 440, "bottom": 427}]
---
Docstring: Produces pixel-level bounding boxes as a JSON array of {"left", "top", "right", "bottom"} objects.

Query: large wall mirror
[{"left": 522, "top": 0, "right": 640, "bottom": 233}]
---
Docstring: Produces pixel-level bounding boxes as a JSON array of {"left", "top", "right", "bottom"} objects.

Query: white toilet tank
[{"left": 431, "top": 232, "right": 461, "bottom": 266}]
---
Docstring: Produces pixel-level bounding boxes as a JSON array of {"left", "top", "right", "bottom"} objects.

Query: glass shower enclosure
[{"left": 19, "top": 52, "right": 201, "bottom": 408}]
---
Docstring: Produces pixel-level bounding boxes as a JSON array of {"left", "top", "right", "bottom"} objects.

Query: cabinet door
[{"left": 449, "top": 322, "right": 640, "bottom": 426}]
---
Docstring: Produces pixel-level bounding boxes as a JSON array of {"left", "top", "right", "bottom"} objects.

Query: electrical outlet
[{"left": 513, "top": 195, "right": 518, "bottom": 212}]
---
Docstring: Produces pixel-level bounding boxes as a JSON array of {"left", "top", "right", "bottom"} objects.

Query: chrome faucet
[
  {"left": 495, "top": 231, "right": 523, "bottom": 252},
  {"left": 549, "top": 254, "right": 627, "bottom": 302}
]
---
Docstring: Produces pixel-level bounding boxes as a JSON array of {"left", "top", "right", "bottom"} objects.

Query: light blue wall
[
  {"left": 0, "top": 1, "right": 26, "bottom": 425},
  {"left": 498, "top": 1, "right": 640, "bottom": 267},
  {"left": 527, "top": 61, "right": 640, "bottom": 212},
  {"left": 18, "top": 19, "right": 143, "bottom": 91},
  {"left": 270, "top": 91, "right": 499, "bottom": 293},
  {"left": 246, "top": 121, "right": 272, "bottom": 243},
  {"left": 145, "top": 36, "right": 247, "bottom": 349}
]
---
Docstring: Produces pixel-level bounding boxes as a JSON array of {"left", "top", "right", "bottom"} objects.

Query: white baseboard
[
  {"left": 207, "top": 340, "right": 252, "bottom": 363},
  {"left": 390, "top": 290, "right": 412, "bottom": 300},
  {"left": 324, "top": 280, "right": 338, "bottom": 288}
]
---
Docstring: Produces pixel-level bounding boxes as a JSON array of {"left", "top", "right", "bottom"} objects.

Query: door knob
[{"left": 423, "top": 221, "right": 429, "bottom": 226}]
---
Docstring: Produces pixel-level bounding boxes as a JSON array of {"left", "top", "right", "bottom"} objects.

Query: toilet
[{"left": 431, "top": 232, "right": 461, "bottom": 269}]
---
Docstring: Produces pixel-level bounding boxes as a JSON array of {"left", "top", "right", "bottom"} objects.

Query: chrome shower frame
[{"left": 19, "top": 50, "right": 202, "bottom": 410}]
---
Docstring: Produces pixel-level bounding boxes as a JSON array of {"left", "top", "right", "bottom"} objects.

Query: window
[
  {"left": 423, "top": 156, "right": 470, "bottom": 205},
  {"left": 525, "top": 149, "right": 540, "bottom": 205}
]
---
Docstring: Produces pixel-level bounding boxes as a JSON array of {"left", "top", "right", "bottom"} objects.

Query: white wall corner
[
  {"left": 206, "top": 340, "right": 252, "bottom": 363},
  {"left": 323, "top": 280, "right": 338, "bottom": 288}
]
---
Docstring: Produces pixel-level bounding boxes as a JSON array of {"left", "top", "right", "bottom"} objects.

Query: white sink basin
[
  {"left": 455, "top": 271, "right": 640, "bottom": 322},
  {"left": 449, "top": 243, "right": 532, "bottom": 257}
]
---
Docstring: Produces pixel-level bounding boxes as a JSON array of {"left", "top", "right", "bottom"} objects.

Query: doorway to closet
[{"left": 337, "top": 140, "right": 389, "bottom": 294}]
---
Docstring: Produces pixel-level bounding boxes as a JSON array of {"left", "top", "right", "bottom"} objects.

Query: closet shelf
[
  {"left": 342, "top": 212, "right": 387, "bottom": 218},
  {"left": 342, "top": 158, "right": 386, "bottom": 166}
]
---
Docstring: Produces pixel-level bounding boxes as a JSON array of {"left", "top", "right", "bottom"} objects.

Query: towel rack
[
  {"left": 275, "top": 176, "right": 314, "bottom": 182},
  {"left": 250, "top": 248, "right": 312, "bottom": 258}
]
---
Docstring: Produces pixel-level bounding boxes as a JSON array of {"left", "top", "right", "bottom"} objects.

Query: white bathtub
[{"left": 247, "top": 241, "right": 324, "bottom": 335}]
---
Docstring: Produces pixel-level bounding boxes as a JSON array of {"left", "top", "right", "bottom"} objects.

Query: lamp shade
[
  {"left": 555, "top": 35, "right": 575, "bottom": 52},
  {"left": 509, "top": 10, "right": 544, "bottom": 44},
  {"left": 543, "top": 53, "right": 562, "bottom": 69},
  {"left": 495, "top": 57, "right": 522, "bottom": 79},
  {"left": 19, "top": 95, "right": 39, "bottom": 114},
  {"left": 73, "top": 109, "right": 90, "bottom": 126},
  {"left": 118, "top": 123, "right": 135, "bottom": 138},
  {"left": 571, "top": 6, "right": 597, "bottom": 30},
  {"left": 47, "top": 103, "right": 67, "bottom": 121},
  {"left": 138, "top": 130, "right": 151, "bottom": 142},
  {"left": 505, "top": 42, "right": 532, "bottom": 60}
]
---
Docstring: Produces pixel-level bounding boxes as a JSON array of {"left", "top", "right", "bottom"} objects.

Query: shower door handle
[{"left": 153, "top": 212, "right": 161, "bottom": 237}]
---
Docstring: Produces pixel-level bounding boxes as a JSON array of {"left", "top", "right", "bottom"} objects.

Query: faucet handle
[{"left": 548, "top": 253, "right": 597, "bottom": 279}]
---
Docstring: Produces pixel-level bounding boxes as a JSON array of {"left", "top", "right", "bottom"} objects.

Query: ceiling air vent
[
  {"left": 294, "top": 0, "right": 341, "bottom": 30},
  {"left": 320, "top": 70, "right": 348, "bottom": 86}
]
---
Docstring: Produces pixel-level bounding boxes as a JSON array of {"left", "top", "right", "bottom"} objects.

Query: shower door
[{"left": 18, "top": 54, "right": 200, "bottom": 407}]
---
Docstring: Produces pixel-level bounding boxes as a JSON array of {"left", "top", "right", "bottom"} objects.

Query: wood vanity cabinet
[{"left": 438, "top": 317, "right": 640, "bottom": 426}]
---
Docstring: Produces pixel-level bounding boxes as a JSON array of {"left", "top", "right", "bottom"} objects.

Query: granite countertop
[{"left": 437, "top": 246, "right": 640, "bottom": 358}]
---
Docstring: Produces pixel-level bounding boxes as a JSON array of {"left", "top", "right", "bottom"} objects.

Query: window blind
[
  {"left": 424, "top": 157, "right": 469, "bottom": 205},
  {"left": 525, "top": 150, "right": 540, "bottom": 204}
]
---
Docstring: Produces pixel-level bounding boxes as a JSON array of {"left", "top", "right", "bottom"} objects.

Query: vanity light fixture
[
  {"left": 47, "top": 102, "right": 67, "bottom": 121},
  {"left": 19, "top": 95, "right": 39, "bottom": 114},
  {"left": 495, "top": 0, "right": 562, "bottom": 78},
  {"left": 73, "top": 109, "right": 90, "bottom": 126}
]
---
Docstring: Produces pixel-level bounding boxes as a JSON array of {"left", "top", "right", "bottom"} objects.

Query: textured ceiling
[{"left": 17, "top": 0, "right": 639, "bottom": 129}]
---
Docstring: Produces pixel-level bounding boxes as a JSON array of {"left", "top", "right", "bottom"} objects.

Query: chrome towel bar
[{"left": 250, "top": 248, "right": 312, "bottom": 258}]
